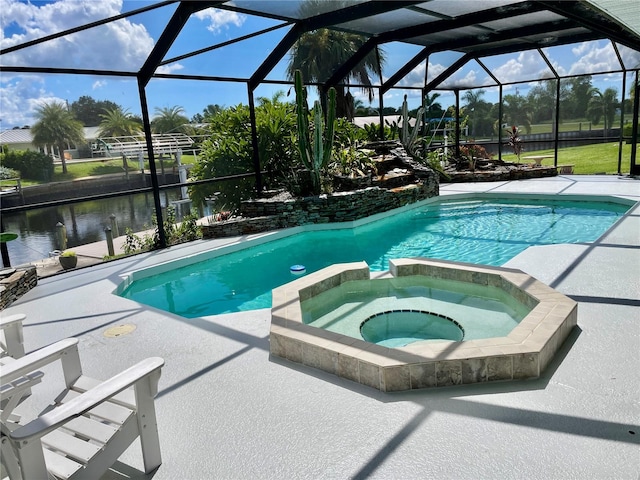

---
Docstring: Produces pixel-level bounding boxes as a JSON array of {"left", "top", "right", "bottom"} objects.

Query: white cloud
[
  {"left": 618, "top": 44, "right": 640, "bottom": 69},
  {"left": 0, "top": 0, "right": 156, "bottom": 128},
  {"left": 0, "top": 75, "right": 65, "bottom": 128},
  {"left": 0, "top": 0, "right": 154, "bottom": 70},
  {"left": 571, "top": 42, "right": 591, "bottom": 56},
  {"left": 194, "top": 8, "right": 245, "bottom": 34},
  {"left": 398, "top": 63, "right": 425, "bottom": 88},
  {"left": 568, "top": 42, "right": 622, "bottom": 75},
  {"left": 439, "top": 69, "right": 479, "bottom": 88},
  {"left": 491, "top": 50, "right": 550, "bottom": 84},
  {"left": 156, "top": 63, "right": 185, "bottom": 75},
  {"left": 397, "top": 61, "right": 450, "bottom": 88}
]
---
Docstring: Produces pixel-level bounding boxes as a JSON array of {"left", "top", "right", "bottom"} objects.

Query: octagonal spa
[{"left": 270, "top": 258, "right": 577, "bottom": 392}]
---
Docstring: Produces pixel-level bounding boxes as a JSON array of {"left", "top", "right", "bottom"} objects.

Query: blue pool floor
[{"left": 6, "top": 175, "right": 640, "bottom": 480}]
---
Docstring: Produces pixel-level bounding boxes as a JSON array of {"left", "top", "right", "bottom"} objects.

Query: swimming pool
[{"left": 118, "top": 194, "right": 631, "bottom": 317}]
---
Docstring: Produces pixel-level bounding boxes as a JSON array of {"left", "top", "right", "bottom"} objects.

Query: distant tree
[
  {"left": 152, "top": 106, "right": 189, "bottom": 134},
  {"left": 191, "top": 104, "right": 225, "bottom": 124},
  {"left": 566, "top": 76, "right": 593, "bottom": 119},
  {"left": 623, "top": 78, "right": 639, "bottom": 114},
  {"left": 202, "top": 104, "right": 223, "bottom": 120},
  {"left": 462, "top": 89, "right": 492, "bottom": 136},
  {"left": 31, "top": 101, "right": 85, "bottom": 173},
  {"left": 502, "top": 94, "right": 532, "bottom": 133},
  {"left": 424, "top": 92, "right": 443, "bottom": 119},
  {"left": 527, "top": 80, "right": 555, "bottom": 123},
  {"left": 381, "top": 106, "right": 399, "bottom": 115},
  {"left": 70, "top": 96, "right": 119, "bottom": 126},
  {"left": 587, "top": 87, "right": 619, "bottom": 132},
  {"left": 98, "top": 106, "right": 142, "bottom": 137}
]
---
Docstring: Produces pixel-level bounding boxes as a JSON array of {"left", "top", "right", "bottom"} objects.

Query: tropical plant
[
  {"left": 152, "top": 105, "right": 189, "bottom": 134},
  {"left": 255, "top": 91, "right": 298, "bottom": 180},
  {"left": 98, "top": 106, "right": 142, "bottom": 137},
  {"left": 333, "top": 117, "right": 367, "bottom": 147},
  {"left": 31, "top": 101, "right": 85, "bottom": 173},
  {"left": 190, "top": 96, "right": 298, "bottom": 206},
  {"left": 189, "top": 105, "right": 253, "bottom": 206},
  {"left": 460, "top": 142, "right": 493, "bottom": 172},
  {"left": 286, "top": 4, "right": 384, "bottom": 120},
  {"left": 330, "top": 118, "right": 373, "bottom": 178},
  {"left": 123, "top": 206, "right": 202, "bottom": 254},
  {"left": 294, "top": 69, "right": 337, "bottom": 195},
  {"left": 505, "top": 125, "right": 524, "bottom": 163},
  {"left": 384, "top": 119, "right": 400, "bottom": 140}
]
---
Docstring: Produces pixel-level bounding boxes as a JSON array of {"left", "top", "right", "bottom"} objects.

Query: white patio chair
[
  {"left": 0, "top": 313, "right": 27, "bottom": 361},
  {"left": 0, "top": 314, "right": 42, "bottom": 422},
  {"left": 0, "top": 338, "right": 164, "bottom": 479}
]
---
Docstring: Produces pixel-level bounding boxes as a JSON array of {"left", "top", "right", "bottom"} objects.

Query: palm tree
[
  {"left": 587, "top": 87, "right": 619, "bottom": 134},
  {"left": 424, "top": 92, "right": 443, "bottom": 117},
  {"left": 98, "top": 106, "right": 142, "bottom": 137},
  {"left": 502, "top": 94, "right": 532, "bottom": 134},
  {"left": 462, "top": 88, "right": 489, "bottom": 135},
  {"left": 31, "top": 101, "right": 85, "bottom": 174},
  {"left": 287, "top": 27, "right": 384, "bottom": 120},
  {"left": 152, "top": 106, "right": 189, "bottom": 134},
  {"left": 421, "top": 92, "right": 443, "bottom": 134}
]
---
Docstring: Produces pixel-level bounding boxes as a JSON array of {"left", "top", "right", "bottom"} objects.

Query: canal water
[{"left": 3, "top": 190, "right": 184, "bottom": 266}]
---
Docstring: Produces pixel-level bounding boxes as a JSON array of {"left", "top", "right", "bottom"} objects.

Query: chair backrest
[{"left": 0, "top": 314, "right": 26, "bottom": 360}]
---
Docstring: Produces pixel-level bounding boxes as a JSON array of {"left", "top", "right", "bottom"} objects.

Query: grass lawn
[
  {"left": 15, "top": 154, "right": 199, "bottom": 186},
  {"left": 501, "top": 142, "right": 635, "bottom": 174}
]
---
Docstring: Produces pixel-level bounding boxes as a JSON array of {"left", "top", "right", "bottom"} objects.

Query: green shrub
[
  {"left": 0, "top": 150, "right": 54, "bottom": 180},
  {"left": 122, "top": 206, "right": 202, "bottom": 255},
  {"left": 622, "top": 123, "right": 639, "bottom": 139},
  {"left": 190, "top": 95, "right": 298, "bottom": 206},
  {"left": 0, "top": 165, "right": 20, "bottom": 180}
]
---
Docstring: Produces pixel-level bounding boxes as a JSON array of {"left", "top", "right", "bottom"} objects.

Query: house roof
[
  {"left": 0, "top": 128, "right": 33, "bottom": 145},
  {"left": 0, "top": 127, "right": 101, "bottom": 145}
]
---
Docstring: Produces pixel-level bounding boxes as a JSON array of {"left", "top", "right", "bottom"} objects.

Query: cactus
[
  {"left": 294, "top": 70, "right": 336, "bottom": 194},
  {"left": 399, "top": 94, "right": 424, "bottom": 156}
]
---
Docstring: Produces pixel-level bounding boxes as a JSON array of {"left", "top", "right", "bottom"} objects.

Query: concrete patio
[{"left": 3, "top": 175, "right": 639, "bottom": 479}]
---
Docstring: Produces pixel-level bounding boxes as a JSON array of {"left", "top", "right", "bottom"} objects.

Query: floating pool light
[{"left": 290, "top": 264, "right": 306, "bottom": 275}]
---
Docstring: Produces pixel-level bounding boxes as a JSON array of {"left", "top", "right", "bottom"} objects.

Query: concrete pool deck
[{"left": 3, "top": 175, "right": 639, "bottom": 479}]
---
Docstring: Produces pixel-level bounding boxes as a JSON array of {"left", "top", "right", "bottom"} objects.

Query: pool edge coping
[{"left": 270, "top": 258, "right": 578, "bottom": 392}]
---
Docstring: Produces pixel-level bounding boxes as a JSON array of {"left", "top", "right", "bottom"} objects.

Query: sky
[{"left": 1, "top": 0, "right": 639, "bottom": 130}]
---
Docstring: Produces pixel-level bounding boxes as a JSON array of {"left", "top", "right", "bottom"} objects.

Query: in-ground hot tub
[{"left": 270, "top": 258, "right": 577, "bottom": 392}]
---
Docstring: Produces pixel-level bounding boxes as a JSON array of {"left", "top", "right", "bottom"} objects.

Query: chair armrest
[
  {"left": 0, "top": 338, "right": 79, "bottom": 384},
  {"left": 0, "top": 314, "right": 26, "bottom": 329},
  {"left": 11, "top": 357, "right": 164, "bottom": 442}
]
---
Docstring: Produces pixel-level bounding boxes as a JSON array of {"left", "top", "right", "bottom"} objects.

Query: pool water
[
  {"left": 120, "top": 197, "right": 629, "bottom": 317},
  {"left": 301, "top": 276, "right": 530, "bottom": 347}
]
